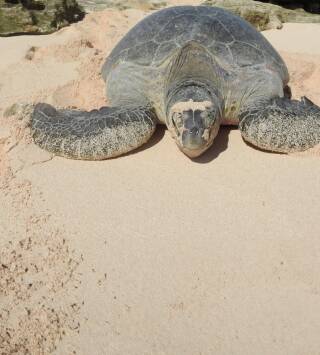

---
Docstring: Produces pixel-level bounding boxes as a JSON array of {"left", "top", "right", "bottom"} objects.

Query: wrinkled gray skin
[{"left": 32, "top": 6, "right": 320, "bottom": 159}]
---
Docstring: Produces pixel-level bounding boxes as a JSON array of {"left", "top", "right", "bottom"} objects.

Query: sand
[{"left": 0, "top": 5, "right": 320, "bottom": 354}]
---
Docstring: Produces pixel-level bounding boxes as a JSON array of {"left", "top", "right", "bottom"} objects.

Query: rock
[
  {"left": 202, "top": 0, "right": 320, "bottom": 31},
  {"left": 257, "top": 1, "right": 320, "bottom": 14},
  {"left": 0, "top": 0, "right": 85, "bottom": 36},
  {"left": 76, "top": 0, "right": 167, "bottom": 13},
  {"left": 25, "top": 46, "right": 39, "bottom": 60}
]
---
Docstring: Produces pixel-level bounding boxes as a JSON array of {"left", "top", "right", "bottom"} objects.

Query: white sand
[{"left": 0, "top": 8, "right": 320, "bottom": 355}]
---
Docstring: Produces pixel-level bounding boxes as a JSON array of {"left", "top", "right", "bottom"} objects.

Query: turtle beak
[
  {"left": 179, "top": 145, "right": 210, "bottom": 158},
  {"left": 177, "top": 109, "right": 213, "bottom": 157}
]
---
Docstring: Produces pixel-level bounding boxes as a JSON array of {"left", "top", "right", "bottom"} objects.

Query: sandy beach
[{"left": 1, "top": 3, "right": 320, "bottom": 354}]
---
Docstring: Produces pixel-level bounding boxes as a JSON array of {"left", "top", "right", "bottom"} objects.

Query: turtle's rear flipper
[
  {"left": 31, "top": 103, "right": 157, "bottom": 160},
  {"left": 239, "top": 97, "right": 320, "bottom": 153}
]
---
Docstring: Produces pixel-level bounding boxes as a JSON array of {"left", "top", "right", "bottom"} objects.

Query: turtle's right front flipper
[
  {"left": 239, "top": 97, "right": 320, "bottom": 153},
  {"left": 31, "top": 103, "right": 157, "bottom": 160}
]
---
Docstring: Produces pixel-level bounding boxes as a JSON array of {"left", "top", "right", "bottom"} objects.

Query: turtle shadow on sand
[
  {"left": 192, "top": 126, "right": 235, "bottom": 164},
  {"left": 116, "top": 125, "right": 166, "bottom": 159},
  {"left": 114, "top": 124, "right": 230, "bottom": 162},
  {"left": 242, "top": 140, "right": 286, "bottom": 155}
]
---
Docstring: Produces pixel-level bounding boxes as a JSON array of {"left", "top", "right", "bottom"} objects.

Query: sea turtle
[{"left": 31, "top": 5, "right": 320, "bottom": 159}]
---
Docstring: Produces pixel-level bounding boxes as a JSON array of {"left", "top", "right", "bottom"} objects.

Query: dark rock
[
  {"left": 76, "top": 0, "right": 167, "bottom": 13},
  {"left": 202, "top": 0, "right": 320, "bottom": 31},
  {"left": 0, "top": 0, "right": 85, "bottom": 36},
  {"left": 257, "top": 1, "right": 320, "bottom": 14}
]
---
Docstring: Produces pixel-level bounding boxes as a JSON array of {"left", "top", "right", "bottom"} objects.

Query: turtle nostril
[{"left": 189, "top": 127, "right": 199, "bottom": 135}]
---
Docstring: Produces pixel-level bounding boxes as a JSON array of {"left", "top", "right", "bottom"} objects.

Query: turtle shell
[{"left": 102, "top": 6, "right": 288, "bottom": 84}]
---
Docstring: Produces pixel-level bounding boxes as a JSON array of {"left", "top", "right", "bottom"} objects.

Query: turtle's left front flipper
[
  {"left": 31, "top": 103, "right": 157, "bottom": 160},
  {"left": 239, "top": 97, "right": 320, "bottom": 153}
]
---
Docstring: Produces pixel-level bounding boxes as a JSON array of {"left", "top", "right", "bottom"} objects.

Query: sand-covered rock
[
  {"left": 77, "top": 0, "right": 167, "bottom": 12},
  {"left": 203, "top": 0, "right": 320, "bottom": 30},
  {"left": 0, "top": 0, "right": 85, "bottom": 36},
  {"left": 258, "top": 0, "right": 320, "bottom": 14},
  {"left": 76, "top": 0, "right": 200, "bottom": 12}
]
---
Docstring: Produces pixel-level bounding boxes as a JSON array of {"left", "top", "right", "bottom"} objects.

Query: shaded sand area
[{"left": 1, "top": 5, "right": 320, "bottom": 354}]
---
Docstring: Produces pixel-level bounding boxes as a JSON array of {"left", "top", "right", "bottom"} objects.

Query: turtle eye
[
  {"left": 172, "top": 112, "right": 183, "bottom": 136},
  {"left": 201, "top": 109, "right": 214, "bottom": 124},
  {"left": 173, "top": 112, "right": 183, "bottom": 127}
]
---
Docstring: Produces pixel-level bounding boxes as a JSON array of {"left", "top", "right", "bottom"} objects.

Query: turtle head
[{"left": 166, "top": 85, "right": 221, "bottom": 158}]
